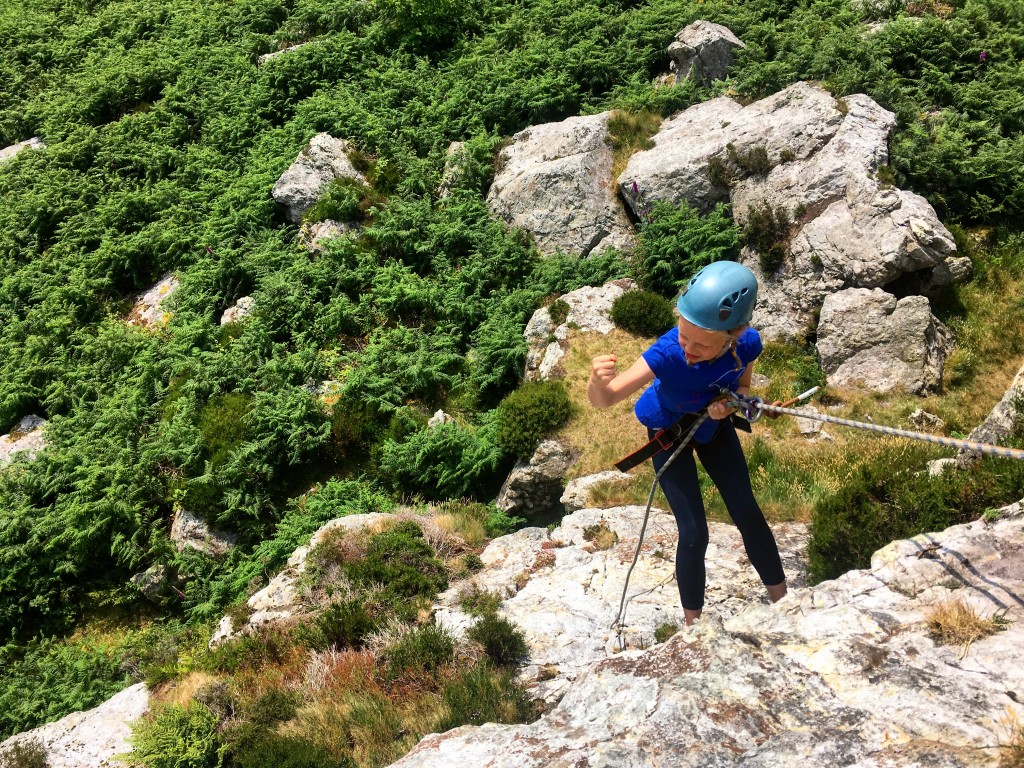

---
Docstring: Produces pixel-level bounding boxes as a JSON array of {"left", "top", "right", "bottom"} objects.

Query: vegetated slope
[{"left": 1, "top": 0, "right": 1023, "bottom": 747}]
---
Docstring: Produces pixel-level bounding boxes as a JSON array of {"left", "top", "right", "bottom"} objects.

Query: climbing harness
[
  {"left": 723, "top": 390, "right": 1024, "bottom": 462},
  {"left": 611, "top": 411, "right": 709, "bottom": 652}
]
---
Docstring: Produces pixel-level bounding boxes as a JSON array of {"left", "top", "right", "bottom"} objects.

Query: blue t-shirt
[{"left": 634, "top": 326, "right": 762, "bottom": 443}]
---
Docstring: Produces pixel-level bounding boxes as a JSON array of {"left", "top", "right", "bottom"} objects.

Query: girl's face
[{"left": 677, "top": 317, "right": 730, "bottom": 365}]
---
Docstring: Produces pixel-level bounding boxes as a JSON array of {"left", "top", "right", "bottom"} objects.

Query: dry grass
[
  {"left": 925, "top": 597, "right": 1008, "bottom": 656},
  {"left": 1000, "top": 709, "right": 1024, "bottom": 768},
  {"left": 582, "top": 522, "right": 619, "bottom": 551}
]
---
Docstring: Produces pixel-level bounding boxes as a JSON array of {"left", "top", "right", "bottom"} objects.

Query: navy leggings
[{"left": 650, "top": 420, "right": 785, "bottom": 611}]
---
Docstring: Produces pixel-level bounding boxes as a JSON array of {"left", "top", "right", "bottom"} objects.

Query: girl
[{"left": 588, "top": 261, "right": 787, "bottom": 626}]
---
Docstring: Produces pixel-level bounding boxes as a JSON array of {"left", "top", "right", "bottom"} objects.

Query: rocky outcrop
[
  {"left": 667, "top": 20, "right": 745, "bottom": 85},
  {"left": 524, "top": 279, "right": 635, "bottom": 381},
  {"left": 0, "top": 414, "right": 47, "bottom": 466},
  {"left": 619, "top": 82, "right": 957, "bottom": 340},
  {"left": 271, "top": 133, "right": 366, "bottom": 224},
  {"left": 127, "top": 274, "right": 179, "bottom": 329},
  {"left": 434, "top": 505, "right": 809, "bottom": 703},
  {"left": 170, "top": 508, "right": 237, "bottom": 556},
  {"left": 0, "top": 683, "right": 149, "bottom": 768},
  {"left": 958, "top": 359, "right": 1024, "bottom": 466},
  {"left": 220, "top": 296, "right": 254, "bottom": 325},
  {"left": 817, "top": 288, "right": 953, "bottom": 394},
  {"left": 209, "top": 512, "right": 399, "bottom": 647},
  {"left": 495, "top": 439, "right": 574, "bottom": 519},
  {"left": 0, "top": 137, "right": 45, "bottom": 163},
  {"left": 488, "top": 113, "right": 635, "bottom": 257},
  {"left": 393, "top": 500, "right": 1024, "bottom": 768}
]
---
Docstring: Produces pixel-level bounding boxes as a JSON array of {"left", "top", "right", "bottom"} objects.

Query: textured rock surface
[
  {"left": 560, "top": 471, "right": 634, "bottom": 512},
  {"left": 220, "top": 296, "right": 254, "bottom": 325},
  {"left": 667, "top": 20, "right": 745, "bottom": 85},
  {"left": 434, "top": 505, "right": 809, "bottom": 703},
  {"left": 0, "top": 414, "right": 48, "bottom": 466},
  {"left": 958, "top": 359, "right": 1024, "bottom": 466},
  {"left": 298, "top": 218, "right": 361, "bottom": 253},
  {"left": 0, "top": 683, "right": 149, "bottom": 768},
  {"left": 0, "top": 136, "right": 45, "bottom": 163},
  {"left": 271, "top": 133, "right": 366, "bottom": 223},
  {"left": 393, "top": 501, "right": 1024, "bottom": 768},
  {"left": 488, "top": 113, "right": 634, "bottom": 257},
  {"left": 619, "top": 82, "right": 956, "bottom": 340},
  {"left": 170, "top": 508, "right": 237, "bottom": 556},
  {"left": 817, "top": 288, "right": 953, "bottom": 394},
  {"left": 495, "top": 439, "right": 574, "bottom": 519},
  {"left": 127, "top": 274, "right": 179, "bottom": 329},
  {"left": 524, "top": 279, "right": 635, "bottom": 381}
]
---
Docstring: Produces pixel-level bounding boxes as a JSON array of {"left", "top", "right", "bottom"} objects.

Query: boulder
[
  {"left": 127, "top": 274, "right": 179, "bottom": 329},
  {"left": 0, "top": 137, "right": 45, "bottom": 163},
  {"left": 0, "top": 683, "right": 149, "bottom": 768},
  {"left": 816, "top": 288, "right": 953, "bottom": 394},
  {"left": 619, "top": 82, "right": 956, "bottom": 339},
  {"left": 667, "top": 20, "right": 745, "bottom": 85},
  {"left": 220, "top": 296, "right": 254, "bottom": 325},
  {"left": 560, "top": 471, "right": 634, "bottom": 512},
  {"left": 496, "top": 439, "right": 574, "bottom": 519},
  {"left": 298, "top": 219, "right": 361, "bottom": 253},
  {"left": 524, "top": 279, "right": 635, "bottom": 381},
  {"left": 130, "top": 564, "right": 185, "bottom": 604},
  {"left": 957, "top": 359, "right": 1024, "bottom": 467},
  {"left": 271, "top": 133, "right": 366, "bottom": 224},
  {"left": 393, "top": 501, "right": 1024, "bottom": 768},
  {"left": 487, "top": 112, "right": 635, "bottom": 257},
  {"left": 0, "top": 414, "right": 47, "bottom": 466},
  {"left": 170, "top": 508, "right": 237, "bottom": 556},
  {"left": 427, "top": 410, "right": 454, "bottom": 427}
]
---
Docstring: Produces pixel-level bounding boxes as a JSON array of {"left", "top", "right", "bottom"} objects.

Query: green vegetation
[
  {"left": 2, "top": 0, "right": 1024, "bottom": 761},
  {"left": 610, "top": 289, "right": 676, "bottom": 338}
]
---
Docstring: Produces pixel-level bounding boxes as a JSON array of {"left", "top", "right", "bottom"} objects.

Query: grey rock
[
  {"left": 816, "top": 288, "right": 953, "bottom": 394},
  {"left": 927, "top": 457, "right": 957, "bottom": 477},
  {"left": 127, "top": 274, "right": 179, "bottom": 329},
  {"left": 667, "top": 20, "right": 745, "bottom": 85},
  {"left": 488, "top": 113, "right": 635, "bottom": 257},
  {"left": 524, "top": 279, "right": 635, "bottom": 382},
  {"left": 299, "top": 218, "right": 361, "bottom": 253},
  {"left": 0, "top": 414, "right": 47, "bottom": 466},
  {"left": 438, "top": 141, "right": 470, "bottom": 199},
  {"left": 427, "top": 410, "right": 454, "bottom": 428},
  {"left": 130, "top": 564, "right": 184, "bottom": 604},
  {"left": 0, "top": 137, "right": 45, "bottom": 163},
  {"left": 560, "top": 471, "right": 633, "bottom": 512},
  {"left": 220, "top": 296, "right": 254, "bottom": 325},
  {"left": 0, "top": 683, "right": 149, "bottom": 768},
  {"left": 170, "top": 508, "right": 237, "bottom": 556},
  {"left": 271, "top": 133, "right": 366, "bottom": 224},
  {"left": 958, "top": 359, "right": 1024, "bottom": 467},
  {"left": 496, "top": 439, "right": 574, "bottom": 519},
  {"left": 794, "top": 405, "right": 824, "bottom": 435},
  {"left": 257, "top": 42, "right": 313, "bottom": 66},
  {"left": 909, "top": 408, "right": 945, "bottom": 431}
]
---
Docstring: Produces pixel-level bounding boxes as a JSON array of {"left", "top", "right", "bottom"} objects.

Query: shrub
[
  {"left": 706, "top": 156, "right": 733, "bottom": 188},
  {"left": 654, "top": 623, "right": 679, "bottom": 644},
  {"left": 610, "top": 290, "right": 675, "bottom": 338},
  {"left": 383, "top": 624, "right": 456, "bottom": 677},
  {"left": 302, "top": 176, "right": 378, "bottom": 224},
  {"left": 726, "top": 144, "right": 772, "bottom": 177},
  {"left": 925, "top": 598, "right": 1007, "bottom": 648},
  {"left": 343, "top": 521, "right": 449, "bottom": 608},
  {"left": 225, "top": 724, "right": 341, "bottom": 768},
  {"left": 313, "top": 599, "right": 379, "bottom": 649},
  {"left": 582, "top": 522, "right": 619, "bottom": 551},
  {"left": 458, "top": 584, "right": 503, "bottom": 617},
  {"left": 128, "top": 702, "right": 225, "bottom": 768},
  {"left": 633, "top": 200, "right": 741, "bottom": 298},
  {"left": 547, "top": 298, "right": 570, "bottom": 327},
  {"left": 466, "top": 614, "right": 528, "bottom": 667},
  {"left": 435, "top": 664, "right": 535, "bottom": 732},
  {"left": 495, "top": 381, "right": 573, "bottom": 459},
  {"left": 242, "top": 688, "right": 300, "bottom": 727},
  {"left": 743, "top": 203, "right": 790, "bottom": 274},
  {"left": 198, "top": 392, "right": 252, "bottom": 468}
]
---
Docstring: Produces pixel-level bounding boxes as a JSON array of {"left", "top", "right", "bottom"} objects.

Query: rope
[
  {"left": 611, "top": 412, "right": 709, "bottom": 652},
  {"left": 727, "top": 395, "right": 1024, "bottom": 461}
]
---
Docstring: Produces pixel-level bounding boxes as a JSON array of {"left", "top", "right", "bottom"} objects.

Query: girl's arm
[{"left": 588, "top": 355, "right": 655, "bottom": 408}]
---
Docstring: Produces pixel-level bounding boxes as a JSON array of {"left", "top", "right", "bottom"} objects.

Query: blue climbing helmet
[{"left": 676, "top": 261, "right": 758, "bottom": 331}]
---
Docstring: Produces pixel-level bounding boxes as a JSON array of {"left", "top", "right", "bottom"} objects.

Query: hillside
[{"left": 2, "top": 0, "right": 1024, "bottom": 765}]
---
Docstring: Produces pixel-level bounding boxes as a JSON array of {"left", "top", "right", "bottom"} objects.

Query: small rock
[{"left": 220, "top": 296, "right": 255, "bottom": 325}]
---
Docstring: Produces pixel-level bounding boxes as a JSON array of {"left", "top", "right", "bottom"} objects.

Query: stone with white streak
[
  {"left": 392, "top": 500, "right": 1024, "bottom": 768},
  {"left": 0, "top": 414, "right": 48, "bottom": 466},
  {"left": 272, "top": 133, "right": 366, "bottom": 224},
  {"left": 488, "top": 113, "right": 635, "bottom": 257},
  {"left": 0, "top": 683, "right": 149, "bottom": 768},
  {"left": 524, "top": 279, "right": 635, "bottom": 381},
  {"left": 816, "top": 288, "right": 953, "bottom": 394}
]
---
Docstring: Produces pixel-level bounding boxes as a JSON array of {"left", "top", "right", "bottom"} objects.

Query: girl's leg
[
  {"left": 695, "top": 422, "right": 787, "bottom": 596},
  {"left": 651, "top": 440, "right": 710, "bottom": 622}
]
